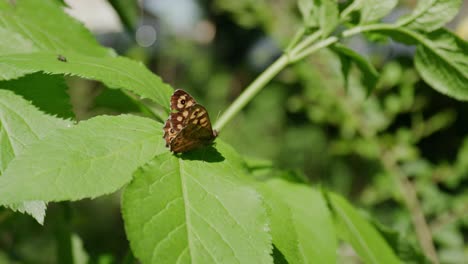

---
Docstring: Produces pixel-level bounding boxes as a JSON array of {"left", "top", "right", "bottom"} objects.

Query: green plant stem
[
  {"left": 339, "top": 0, "right": 363, "bottom": 22},
  {"left": 285, "top": 27, "right": 306, "bottom": 52},
  {"left": 290, "top": 36, "right": 339, "bottom": 63},
  {"left": 213, "top": 54, "right": 289, "bottom": 131},
  {"left": 54, "top": 202, "right": 74, "bottom": 264},
  {"left": 341, "top": 23, "right": 397, "bottom": 37},
  {"left": 214, "top": 23, "right": 396, "bottom": 131},
  {"left": 382, "top": 151, "right": 439, "bottom": 264},
  {"left": 290, "top": 30, "right": 322, "bottom": 56},
  {"left": 214, "top": 29, "right": 324, "bottom": 132}
]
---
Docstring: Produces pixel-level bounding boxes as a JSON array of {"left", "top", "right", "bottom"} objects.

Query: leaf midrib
[
  {"left": 178, "top": 159, "right": 194, "bottom": 263},
  {"left": 397, "top": 0, "right": 437, "bottom": 28}
]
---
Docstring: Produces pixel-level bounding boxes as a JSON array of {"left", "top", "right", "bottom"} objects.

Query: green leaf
[
  {"left": 297, "top": 0, "right": 339, "bottom": 36},
  {"left": 297, "top": 0, "right": 318, "bottom": 28},
  {"left": 7, "top": 201, "right": 47, "bottom": 225},
  {"left": 318, "top": 0, "right": 339, "bottom": 37},
  {"left": 414, "top": 29, "right": 468, "bottom": 100},
  {"left": 258, "top": 179, "right": 336, "bottom": 264},
  {"left": 0, "top": 89, "right": 71, "bottom": 223},
  {"left": 329, "top": 193, "right": 401, "bottom": 264},
  {"left": 335, "top": 51, "right": 351, "bottom": 90},
  {"left": 373, "top": 222, "right": 431, "bottom": 264},
  {"left": 360, "top": 0, "right": 398, "bottom": 24},
  {"left": 0, "top": 27, "right": 38, "bottom": 55},
  {"left": 0, "top": 52, "right": 173, "bottom": 109},
  {"left": 0, "top": 73, "right": 73, "bottom": 118},
  {"left": 369, "top": 26, "right": 468, "bottom": 99},
  {"left": 397, "top": 0, "right": 462, "bottom": 32},
  {"left": 0, "top": 0, "right": 113, "bottom": 56},
  {"left": 122, "top": 143, "right": 272, "bottom": 264},
  {"left": 0, "top": 89, "right": 71, "bottom": 173},
  {"left": 331, "top": 43, "right": 379, "bottom": 94},
  {"left": 0, "top": 115, "right": 166, "bottom": 205}
]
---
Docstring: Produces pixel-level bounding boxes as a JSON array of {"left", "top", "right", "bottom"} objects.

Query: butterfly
[{"left": 163, "top": 89, "right": 218, "bottom": 153}]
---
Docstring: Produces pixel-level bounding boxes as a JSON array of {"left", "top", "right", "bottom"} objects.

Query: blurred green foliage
[{"left": 0, "top": 0, "right": 467, "bottom": 263}]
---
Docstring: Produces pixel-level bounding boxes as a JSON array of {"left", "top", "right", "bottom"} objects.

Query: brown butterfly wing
[
  {"left": 163, "top": 120, "right": 172, "bottom": 146},
  {"left": 163, "top": 111, "right": 189, "bottom": 146},
  {"left": 164, "top": 89, "right": 196, "bottom": 146},
  {"left": 169, "top": 126, "right": 206, "bottom": 153},
  {"left": 170, "top": 89, "right": 196, "bottom": 112},
  {"left": 169, "top": 104, "right": 216, "bottom": 153},
  {"left": 163, "top": 119, "right": 177, "bottom": 147},
  {"left": 182, "top": 104, "right": 214, "bottom": 131}
]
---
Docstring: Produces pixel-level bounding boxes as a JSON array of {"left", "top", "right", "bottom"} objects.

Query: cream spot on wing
[
  {"left": 200, "top": 117, "right": 207, "bottom": 123},
  {"left": 183, "top": 111, "right": 189, "bottom": 117},
  {"left": 177, "top": 103, "right": 184, "bottom": 108},
  {"left": 177, "top": 124, "right": 183, "bottom": 130},
  {"left": 186, "top": 101, "right": 194, "bottom": 107},
  {"left": 192, "top": 119, "right": 199, "bottom": 124},
  {"left": 177, "top": 116, "right": 183, "bottom": 121}
]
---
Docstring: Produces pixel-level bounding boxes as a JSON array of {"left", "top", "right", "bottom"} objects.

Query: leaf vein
[
  {"left": 188, "top": 204, "right": 242, "bottom": 264},
  {"left": 150, "top": 222, "right": 186, "bottom": 263},
  {"left": 186, "top": 172, "right": 258, "bottom": 253}
]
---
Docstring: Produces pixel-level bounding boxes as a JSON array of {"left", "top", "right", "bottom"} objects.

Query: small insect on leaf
[
  {"left": 163, "top": 89, "right": 218, "bottom": 153},
  {"left": 57, "top": 54, "right": 67, "bottom": 62}
]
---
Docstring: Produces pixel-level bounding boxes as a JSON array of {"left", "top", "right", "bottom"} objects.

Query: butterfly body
[{"left": 163, "top": 89, "right": 217, "bottom": 153}]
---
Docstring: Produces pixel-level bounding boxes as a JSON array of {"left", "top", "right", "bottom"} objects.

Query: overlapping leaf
[
  {"left": 0, "top": 0, "right": 113, "bottom": 56},
  {"left": 317, "top": 0, "right": 339, "bottom": 37},
  {"left": 0, "top": 90, "right": 71, "bottom": 172},
  {"left": 258, "top": 179, "right": 336, "bottom": 264},
  {"left": 297, "top": 0, "right": 338, "bottom": 36},
  {"left": 0, "top": 73, "right": 73, "bottom": 118},
  {"left": 329, "top": 193, "right": 401, "bottom": 264},
  {"left": 0, "top": 52, "right": 173, "bottom": 109},
  {"left": 397, "top": 0, "right": 462, "bottom": 32},
  {"left": 0, "top": 89, "right": 71, "bottom": 223},
  {"left": 359, "top": 0, "right": 398, "bottom": 24},
  {"left": 0, "top": 115, "right": 166, "bottom": 205},
  {"left": 414, "top": 29, "right": 468, "bottom": 100},
  {"left": 123, "top": 143, "right": 272, "bottom": 264},
  {"left": 331, "top": 43, "right": 379, "bottom": 93},
  {"left": 370, "top": 27, "right": 468, "bottom": 100},
  {"left": 0, "top": 27, "right": 38, "bottom": 55}
]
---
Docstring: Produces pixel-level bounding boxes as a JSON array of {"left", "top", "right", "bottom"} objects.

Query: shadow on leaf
[{"left": 178, "top": 145, "right": 225, "bottom": 162}]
